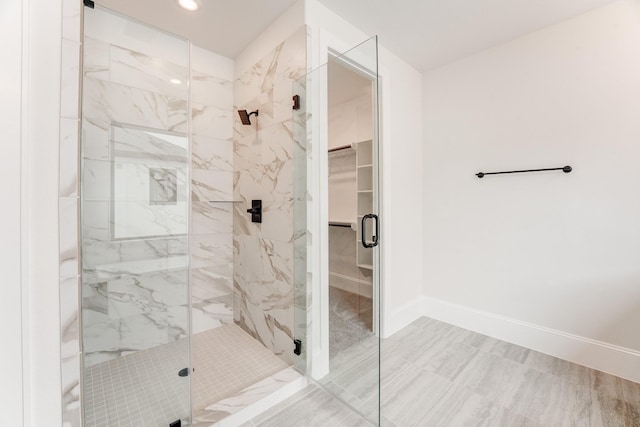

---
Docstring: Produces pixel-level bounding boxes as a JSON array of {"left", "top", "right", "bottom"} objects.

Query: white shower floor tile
[{"left": 83, "top": 323, "right": 294, "bottom": 427}]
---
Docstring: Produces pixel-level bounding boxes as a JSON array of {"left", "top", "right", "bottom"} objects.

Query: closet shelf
[
  {"left": 357, "top": 164, "right": 373, "bottom": 169},
  {"left": 358, "top": 190, "right": 373, "bottom": 193}
]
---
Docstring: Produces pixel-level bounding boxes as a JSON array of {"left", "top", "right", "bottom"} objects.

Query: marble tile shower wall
[
  {"left": 190, "top": 45, "right": 236, "bottom": 335},
  {"left": 59, "top": 1, "right": 81, "bottom": 426},
  {"left": 233, "top": 27, "right": 307, "bottom": 365},
  {"left": 81, "top": 7, "right": 191, "bottom": 368},
  {"left": 80, "top": 8, "right": 236, "bottom": 371}
]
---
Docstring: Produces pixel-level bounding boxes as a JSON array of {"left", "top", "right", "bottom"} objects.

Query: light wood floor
[{"left": 244, "top": 316, "right": 640, "bottom": 426}]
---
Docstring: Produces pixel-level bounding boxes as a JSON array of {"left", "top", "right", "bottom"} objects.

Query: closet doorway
[{"left": 326, "top": 49, "right": 380, "bottom": 359}]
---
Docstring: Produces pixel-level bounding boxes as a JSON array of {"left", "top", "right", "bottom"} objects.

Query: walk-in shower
[{"left": 79, "top": 5, "right": 310, "bottom": 426}]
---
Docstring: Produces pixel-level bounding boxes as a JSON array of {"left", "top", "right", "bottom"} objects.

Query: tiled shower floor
[{"left": 84, "top": 324, "right": 293, "bottom": 427}]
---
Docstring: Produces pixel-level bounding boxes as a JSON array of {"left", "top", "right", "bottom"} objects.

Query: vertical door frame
[{"left": 309, "top": 28, "right": 386, "bottom": 379}]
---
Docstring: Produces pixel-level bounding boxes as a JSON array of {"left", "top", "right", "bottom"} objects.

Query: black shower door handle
[{"left": 361, "top": 214, "right": 379, "bottom": 248}]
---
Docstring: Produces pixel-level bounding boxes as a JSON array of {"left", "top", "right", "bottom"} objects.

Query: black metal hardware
[
  {"left": 294, "top": 339, "right": 302, "bottom": 356},
  {"left": 292, "top": 95, "right": 300, "bottom": 110},
  {"left": 246, "top": 200, "right": 262, "bottom": 223},
  {"left": 361, "top": 214, "right": 379, "bottom": 248},
  {"left": 178, "top": 368, "right": 189, "bottom": 377},
  {"left": 328, "top": 144, "right": 353, "bottom": 153},
  {"left": 476, "top": 165, "right": 572, "bottom": 178},
  {"left": 329, "top": 223, "right": 352, "bottom": 228},
  {"left": 169, "top": 420, "right": 181, "bottom": 427},
  {"left": 238, "top": 109, "right": 259, "bottom": 125},
  {"left": 83, "top": 0, "right": 95, "bottom": 8}
]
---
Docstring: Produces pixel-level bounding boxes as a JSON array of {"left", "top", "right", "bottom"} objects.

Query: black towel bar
[{"left": 476, "top": 166, "right": 572, "bottom": 178}]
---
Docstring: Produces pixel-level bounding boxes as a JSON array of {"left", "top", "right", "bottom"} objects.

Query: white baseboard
[
  {"left": 383, "top": 296, "right": 426, "bottom": 338},
  {"left": 422, "top": 296, "right": 640, "bottom": 383}
]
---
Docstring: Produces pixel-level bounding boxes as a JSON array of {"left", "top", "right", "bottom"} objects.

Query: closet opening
[{"left": 326, "top": 56, "right": 377, "bottom": 359}]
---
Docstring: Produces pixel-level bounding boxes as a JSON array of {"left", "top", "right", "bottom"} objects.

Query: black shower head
[{"left": 238, "top": 109, "right": 259, "bottom": 125}]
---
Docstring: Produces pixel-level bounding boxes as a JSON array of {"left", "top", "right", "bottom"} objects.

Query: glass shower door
[
  {"left": 80, "top": 6, "right": 191, "bottom": 426},
  {"left": 293, "top": 36, "right": 381, "bottom": 425}
]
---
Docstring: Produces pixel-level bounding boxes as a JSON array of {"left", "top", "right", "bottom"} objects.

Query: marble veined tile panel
[
  {"left": 261, "top": 200, "right": 294, "bottom": 243},
  {"left": 192, "top": 103, "right": 234, "bottom": 139},
  {"left": 234, "top": 27, "right": 305, "bottom": 108},
  {"left": 191, "top": 71, "right": 233, "bottom": 109},
  {"left": 60, "top": 197, "right": 79, "bottom": 278},
  {"left": 83, "top": 303, "right": 189, "bottom": 367},
  {"left": 192, "top": 201, "right": 233, "bottom": 235},
  {"left": 234, "top": 290, "right": 294, "bottom": 365},
  {"left": 168, "top": 97, "right": 188, "bottom": 133},
  {"left": 105, "top": 270, "right": 189, "bottom": 313},
  {"left": 259, "top": 239, "right": 294, "bottom": 288},
  {"left": 83, "top": 77, "right": 169, "bottom": 130},
  {"left": 191, "top": 135, "right": 233, "bottom": 172},
  {"left": 192, "top": 267, "right": 233, "bottom": 301},
  {"left": 110, "top": 44, "right": 188, "bottom": 100},
  {"left": 61, "top": 353, "right": 81, "bottom": 427},
  {"left": 82, "top": 237, "right": 178, "bottom": 274},
  {"left": 81, "top": 159, "right": 110, "bottom": 201},
  {"left": 192, "top": 294, "right": 233, "bottom": 334},
  {"left": 62, "top": 0, "right": 80, "bottom": 42},
  {"left": 81, "top": 118, "right": 110, "bottom": 161},
  {"left": 191, "top": 169, "right": 234, "bottom": 202},
  {"left": 233, "top": 152, "right": 290, "bottom": 203},
  {"left": 61, "top": 39, "right": 80, "bottom": 119},
  {"left": 83, "top": 37, "right": 110, "bottom": 81},
  {"left": 233, "top": 234, "right": 264, "bottom": 293},
  {"left": 60, "top": 276, "right": 80, "bottom": 359},
  {"left": 190, "top": 233, "right": 233, "bottom": 270},
  {"left": 84, "top": 7, "right": 189, "bottom": 68},
  {"left": 59, "top": 117, "right": 79, "bottom": 197},
  {"left": 272, "top": 27, "right": 306, "bottom": 84}
]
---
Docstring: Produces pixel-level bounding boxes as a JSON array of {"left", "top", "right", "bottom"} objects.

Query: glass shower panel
[
  {"left": 80, "top": 6, "right": 191, "bottom": 426},
  {"left": 293, "top": 36, "right": 381, "bottom": 425}
]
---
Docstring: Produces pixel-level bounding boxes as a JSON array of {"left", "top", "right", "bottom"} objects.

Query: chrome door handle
[{"left": 361, "top": 214, "right": 379, "bottom": 248}]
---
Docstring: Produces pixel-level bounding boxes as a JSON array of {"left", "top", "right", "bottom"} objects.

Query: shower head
[{"left": 238, "top": 109, "right": 259, "bottom": 125}]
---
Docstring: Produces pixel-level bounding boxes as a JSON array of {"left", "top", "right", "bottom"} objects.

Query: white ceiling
[
  {"left": 317, "top": 0, "right": 620, "bottom": 71},
  {"left": 97, "top": 0, "right": 298, "bottom": 58},
  {"left": 96, "top": 0, "right": 620, "bottom": 71}
]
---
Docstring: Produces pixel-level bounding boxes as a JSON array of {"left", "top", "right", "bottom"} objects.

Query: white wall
[
  {"left": 305, "top": 0, "right": 424, "bottom": 339},
  {"left": 1, "top": 0, "right": 26, "bottom": 424},
  {"left": 26, "top": 0, "right": 65, "bottom": 423},
  {"left": 422, "top": 0, "right": 640, "bottom": 381},
  {"left": 2, "top": 0, "right": 66, "bottom": 424}
]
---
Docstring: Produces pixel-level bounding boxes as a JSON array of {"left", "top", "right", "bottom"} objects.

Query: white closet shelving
[{"left": 355, "top": 140, "right": 373, "bottom": 270}]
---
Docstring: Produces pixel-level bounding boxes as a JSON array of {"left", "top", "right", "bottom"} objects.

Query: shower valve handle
[{"left": 246, "top": 200, "right": 262, "bottom": 223}]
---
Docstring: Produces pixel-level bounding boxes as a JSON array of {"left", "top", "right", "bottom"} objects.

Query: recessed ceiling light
[
  {"left": 170, "top": 78, "right": 182, "bottom": 85},
  {"left": 177, "top": 0, "right": 200, "bottom": 11}
]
